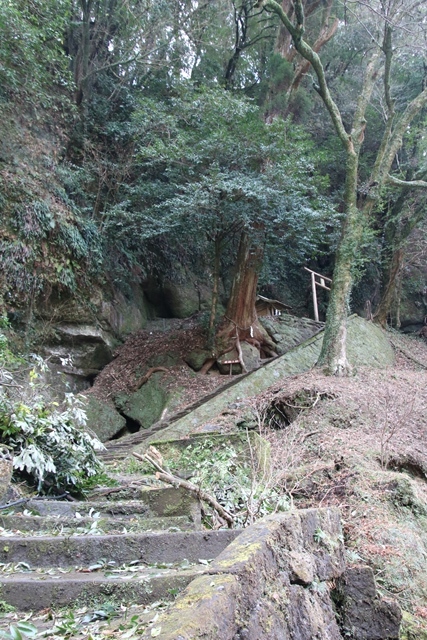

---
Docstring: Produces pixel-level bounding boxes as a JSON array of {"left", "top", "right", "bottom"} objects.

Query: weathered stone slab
[
  {"left": 141, "top": 315, "right": 394, "bottom": 445},
  {"left": 0, "top": 529, "right": 239, "bottom": 568},
  {"left": 83, "top": 394, "right": 126, "bottom": 441},
  {"left": 336, "top": 566, "right": 401, "bottom": 640},
  {"left": 0, "top": 566, "right": 207, "bottom": 612},
  {"left": 144, "top": 573, "right": 240, "bottom": 639},
  {"left": 114, "top": 376, "right": 168, "bottom": 429},
  {"left": 0, "top": 457, "right": 13, "bottom": 503},
  {"left": 260, "top": 313, "right": 324, "bottom": 355},
  {"left": 141, "top": 509, "right": 346, "bottom": 640},
  {"left": 27, "top": 487, "right": 201, "bottom": 521},
  {"left": 140, "top": 509, "right": 400, "bottom": 640}
]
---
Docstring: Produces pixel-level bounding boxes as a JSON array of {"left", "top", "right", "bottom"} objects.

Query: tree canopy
[{"left": 1, "top": 0, "right": 427, "bottom": 371}]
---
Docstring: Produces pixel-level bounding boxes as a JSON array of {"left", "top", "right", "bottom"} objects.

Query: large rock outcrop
[
  {"left": 20, "top": 284, "right": 153, "bottom": 395},
  {"left": 140, "top": 508, "right": 400, "bottom": 640},
  {"left": 143, "top": 315, "right": 394, "bottom": 444}
]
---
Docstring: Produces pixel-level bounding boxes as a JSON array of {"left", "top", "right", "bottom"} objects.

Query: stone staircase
[
  {"left": 0, "top": 317, "right": 402, "bottom": 636},
  {"left": 0, "top": 482, "right": 238, "bottom": 612}
]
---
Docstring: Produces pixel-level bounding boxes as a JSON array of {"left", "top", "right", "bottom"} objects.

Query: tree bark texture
[
  {"left": 374, "top": 248, "right": 404, "bottom": 328},
  {"left": 317, "top": 149, "right": 361, "bottom": 374},
  {"left": 215, "top": 231, "right": 276, "bottom": 369},
  {"left": 208, "top": 236, "right": 222, "bottom": 341}
]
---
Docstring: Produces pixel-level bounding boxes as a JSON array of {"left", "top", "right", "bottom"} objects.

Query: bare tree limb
[
  {"left": 132, "top": 451, "right": 235, "bottom": 527},
  {"left": 386, "top": 175, "right": 427, "bottom": 189}
]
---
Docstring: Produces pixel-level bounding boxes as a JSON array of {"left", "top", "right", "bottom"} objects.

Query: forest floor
[{"left": 90, "top": 317, "right": 227, "bottom": 405}]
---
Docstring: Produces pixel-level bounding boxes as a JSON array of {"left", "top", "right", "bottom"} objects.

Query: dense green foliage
[
  {"left": 0, "top": 320, "right": 104, "bottom": 494},
  {"left": 0, "top": 0, "right": 426, "bottom": 323},
  {"left": 0, "top": 390, "right": 103, "bottom": 493},
  {"left": 0, "top": 0, "right": 71, "bottom": 105}
]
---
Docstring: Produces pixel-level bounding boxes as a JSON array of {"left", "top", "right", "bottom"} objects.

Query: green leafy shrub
[
  {"left": 0, "top": 391, "right": 104, "bottom": 494},
  {"left": 0, "top": 333, "right": 104, "bottom": 495},
  {"left": 140, "top": 438, "right": 289, "bottom": 528},
  {"left": 0, "top": 621, "right": 37, "bottom": 640}
]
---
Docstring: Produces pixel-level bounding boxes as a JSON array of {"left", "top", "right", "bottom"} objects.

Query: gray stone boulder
[
  {"left": 0, "top": 455, "right": 13, "bottom": 503},
  {"left": 83, "top": 395, "right": 126, "bottom": 442},
  {"left": 114, "top": 376, "right": 168, "bottom": 430},
  {"left": 240, "top": 342, "right": 261, "bottom": 371},
  {"left": 162, "top": 281, "right": 202, "bottom": 319},
  {"left": 140, "top": 509, "right": 401, "bottom": 640},
  {"left": 260, "top": 314, "right": 324, "bottom": 355},
  {"left": 43, "top": 324, "right": 115, "bottom": 378},
  {"left": 336, "top": 566, "right": 401, "bottom": 639},
  {"left": 184, "top": 348, "right": 213, "bottom": 372}
]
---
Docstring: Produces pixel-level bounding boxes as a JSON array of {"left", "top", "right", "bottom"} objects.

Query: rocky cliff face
[{"left": 37, "top": 284, "right": 152, "bottom": 390}]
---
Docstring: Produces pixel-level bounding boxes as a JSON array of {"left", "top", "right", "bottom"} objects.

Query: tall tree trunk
[
  {"left": 214, "top": 231, "right": 276, "bottom": 371},
  {"left": 224, "top": 231, "right": 259, "bottom": 329},
  {"left": 374, "top": 247, "right": 404, "bottom": 328},
  {"left": 261, "top": 0, "right": 427, "bottom": 374},
  {"left": 317, "top": 150, "right": 361, "bottom": 374},
  {"left": 374, "top": 181, "right": 427, "bottom": 328}
]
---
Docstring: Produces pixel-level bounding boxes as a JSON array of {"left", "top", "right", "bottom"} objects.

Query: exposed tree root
[
  {"left": 212, "top": 316, "right": 277, "bottom": 374},
  {"left": 133, "top": 366, "right": 168, "bottom": 391},
  {"left": 235, "top": 333, "right": 248, "bottom": 373},
  {"left": 199, "top": 358, "right": 216, "bottom": 375}
]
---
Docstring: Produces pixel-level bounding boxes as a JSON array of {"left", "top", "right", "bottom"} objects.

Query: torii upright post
[
  {"left": 304, "top": 267, "right": 332, "bottom": 322},
  {"left": 311, "top": 270, "right": 319, "bottom": 321}
]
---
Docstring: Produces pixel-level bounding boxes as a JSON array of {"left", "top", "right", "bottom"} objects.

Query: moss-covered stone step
[
  {"left": 0, "top": 513, "right": 197, "bottom": 534},
  {"left": 0, "top": 529, "right": 239, "bottom": 568},
  {"left": 0, "top": 563, "right": 209, "bottom": 612},
  {"left": 24, "top": 486, "right": 200, "bottom": 522},
  {"left": 145, "top": 432, "right": 270, "bottom": 479}
]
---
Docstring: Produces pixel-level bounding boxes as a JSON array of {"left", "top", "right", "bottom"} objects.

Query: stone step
[
  {"left": 22, "top": 486, "right": 200, "bottom": 523},
  {"left": 0, "top": 529, "right": 239, "bottom": 568},
  {"left": 0, "top": 563, "right": 209, "bottom": 611},
  {"left": 0, "top": 513, "right": 196, "bottom": 534}
]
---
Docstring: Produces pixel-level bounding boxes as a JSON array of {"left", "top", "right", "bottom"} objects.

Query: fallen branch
[
  {"left": 133, "top": 367, "right": 168, "bottom": 391},
  {"left": 133, "top": 450, "right": 234, "bottom": 528}
]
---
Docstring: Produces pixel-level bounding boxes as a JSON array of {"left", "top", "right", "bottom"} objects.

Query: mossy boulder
[
  {"left": 241, "top": 342, "right": 261, "bottom": 371},
  {"left": 260, "top": 314, "right": 323, "bottom": 355},
  {"left": 184, "top": 348, "right": 212, "bottom": 372},
  {"left": 83, "top": 395, "right": 126, "bottom": 442},
  {"left": 346, "top": 315, "right": 395, "bottom": 367},
  {"left": 400, "top": 611, "right": 427, "bottom": 639},
  {"left": 162, "top": 281, "right": 201, "bottom": 319},
  {"left": 114, "top": 376, "right": 168, "bottom": 429},
  {"left": 144, "top": 315, "right": 394, "bottom": 444},
  {"left": 0, "top": 457, "right": 13, "bottom": 503}
]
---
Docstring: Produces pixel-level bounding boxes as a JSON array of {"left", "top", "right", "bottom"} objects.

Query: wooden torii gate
[{"left": 304, "top": 267, "right": 332, "bottom": 322}]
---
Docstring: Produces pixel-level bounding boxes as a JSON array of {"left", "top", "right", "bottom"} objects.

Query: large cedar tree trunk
[{"left": 214, "top": 231, "right": 276, "bottom": 372}]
